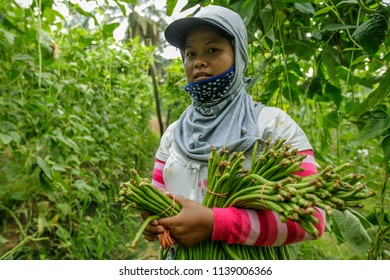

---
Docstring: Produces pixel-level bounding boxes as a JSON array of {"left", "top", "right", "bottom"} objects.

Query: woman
[{"left": 143, "top": 5, "right": 325, "bottom": 254}]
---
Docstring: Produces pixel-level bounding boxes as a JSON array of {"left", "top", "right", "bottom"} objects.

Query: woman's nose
[{"left": 194, "top": 58, "right": 207, "bottom": 69}]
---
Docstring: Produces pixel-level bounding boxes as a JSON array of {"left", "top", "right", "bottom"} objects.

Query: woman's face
[{"left": 183, "top": 25, "right": 234, "bottom": 83}]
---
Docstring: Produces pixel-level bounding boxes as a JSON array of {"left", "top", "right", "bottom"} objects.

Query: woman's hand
[
  {"left": 158, "top": 196, "right": 214, "bottom": 247},
  {"left": 140, "top": 211, "right": 165, "bottom": 242}
]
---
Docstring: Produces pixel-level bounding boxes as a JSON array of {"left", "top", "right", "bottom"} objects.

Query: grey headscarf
[{"left": 164, "top": 5, "right": 264, "bottom": 164}]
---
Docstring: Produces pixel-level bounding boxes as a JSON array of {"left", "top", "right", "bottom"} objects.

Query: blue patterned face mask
[{"left": 185, "top": 66, "right": 235, "bottom": 103}]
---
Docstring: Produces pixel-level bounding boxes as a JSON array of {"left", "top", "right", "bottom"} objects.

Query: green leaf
[
  {"left": 336, "top": 0, "right": 359, "bottom": 7},
  {"left": 352, "top": 5, "right": 389, "bottom": 55},
  {"left": 287, "top": 40, "right": 315, "bottom": 59},
  {"left": 311, "top": 29, "right": 322, "bottom": 39},
  {"left": 245, "top": 73, "right": 262, "bottom": 91},
  {"left": 332, "top": 209, "right": 371, "bottom": 256},
  {"left": 0, "top": 132, "right": 12, "bottom": 144},
  {"left": 166, "top": 0, "right": 178, "bottom": 16},
  {"left": 282, "top": 0, "right": 315, "bottom": 2},
  {"left": 75, "top": 179, "right": 94, "bottom": 192},
  {"left": 72, "top": 4, "right": 98, "bottom": 26},
  {"left": 323, "top": 111, "right": 339, "bottom": 128},
  {"left": 260, "top": 4, "right": 274, "bottom": 48},
  {"left": 52, "top": 129, "right": 80, "bottom": 152},
  {"left": 9, "top": 131, "right": 21, "bottom": 144},
  {"left": 329, "top": 216, "right": 346, "bottom": 244},
  {"left": 0, "top": 12, "right": 24, "bottom": 33},
  {"left": 348, "top": 208, "right": 373, "bottom": 229},
  {"left": 1, "top": 29, "right": 15, "bottom": 45},
  {"left": 359, "top": 108, "right": 390, "bottom": 141},
  {"left": 57, "top": 203, "right": 72, "bottom": 218},
  {"left": 325, "top": 82, "right": 342, "bottom": 108},
  {"left": 42, "top": 6, "right": 65, "bottom": 22},
  {"left": 36, "top": 156, "right": 53, "bottom": 181},
  {"left": 103, "top": 22, "right": 120, "bottom": 39},
  {"left": 351, "top": 55, "right": 367, "bottom": 66},
  {"left": 294, "top": 3, "right": 315, "bottom": 14},
  {"left": 282, "top": 85, "right": 300, "bottom": 105},
  {"left": 180, "top": 0, "right": 201, "bottom": 14},
  {"left": 12, "top": 54, "right": 34, "bottom": 61},
  {"left": 381, "top": 134, "right": 390, "bottom": 173},
  {"left": 114, "top": 0, "right": 127, "bottom": 17},
  {"left": 262, "top": 79, "right": 279, "bottom": 105},
  {"left": 241, "top": 0, "right": 258, "bottom": 25},
  {"left": 0, "top": 121, "right": 17, "bottom": 132},
  {"left": 0, "top": 234, "right": 8, "bottom": 244},
  {"left": 322, "top": 47, "right": 340, "bottom": 82},
  {"left": 308, "top": 76, "right": 322, "bottom": 97},
  {"left": 56, "top": 226, "right": 71, "bottom": 241},
  {"left": 40, "top": 0, "right": 54, "bottom": 10},
  {"left": 313, "top": 6, "right": 334, "bottom": 17},
  {"left": 351, "top": 70, "right": 390, "bottom": 116},
  {"left": 288, "top": 62, "right": 304, "bottom": 77},
  {"left": 321, "top": 23, "right": 356, "bottom": 32}
]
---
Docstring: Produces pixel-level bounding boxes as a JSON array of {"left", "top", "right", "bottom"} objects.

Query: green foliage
[
  {"left": 159, "top": 58, "right": 191, "bottom": 125},
  {"left": 0, "top": 0, "right": 159, "bottom": 259},
  {"left": 331, "top": 209, "right": 372, "bottom": 257},
  {"left": 352, "top": 4, "right": 389, "bottom": 55}
]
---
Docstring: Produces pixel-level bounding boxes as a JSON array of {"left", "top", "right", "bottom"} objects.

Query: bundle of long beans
[
  {"left": 116, "top": 168, "right": 181, "bottom": 258},
  {"left": 117, "top": 138, "right": 376, "bottom": 260}
]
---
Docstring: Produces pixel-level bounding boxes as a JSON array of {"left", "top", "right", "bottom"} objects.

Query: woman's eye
[
  {"left": 185, "top": 51, "right": 194, "bottom": 58},
  {"left": 208, "top": 48, "right": 217, "bottom": 53}
]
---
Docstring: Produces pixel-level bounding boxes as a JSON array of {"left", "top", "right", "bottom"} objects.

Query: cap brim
[{"left": 164, "top": 17, "right": 220, "bottom": 50}]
